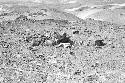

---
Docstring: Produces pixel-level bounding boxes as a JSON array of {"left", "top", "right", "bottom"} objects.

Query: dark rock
[
  {"left": 94, "top": 40, "right": 106, "bottom": 47},
  {"left": 73, "top": 31, "right": 79, "bottom": 34}
]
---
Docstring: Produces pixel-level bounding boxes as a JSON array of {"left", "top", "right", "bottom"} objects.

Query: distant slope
[{"left": 0, "top": 2, "right": 83, "bottom": 22}]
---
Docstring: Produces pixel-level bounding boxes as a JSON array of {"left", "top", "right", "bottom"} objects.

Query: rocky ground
[{"left": 0, "top": 2, "right": 125, "bottom": 83}]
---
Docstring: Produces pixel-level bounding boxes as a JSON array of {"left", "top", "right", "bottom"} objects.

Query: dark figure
[
  {"left": 32, "top": 40, "right": 42, "bottom": 46},
  {"left": 73, "top": 31, "right": 79, "bottom": 34},
  {"left": 94, "top": 40, "right": 106, "bottom": 47},
  {"left": 52, "top": 32, "right": 74, "bottom": 47},
  {"left": 57, "top": 33, "right": 74, "bottom": 45},
  {"left": 15, "top": 15, "right": 28, "bottom": 22}
]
